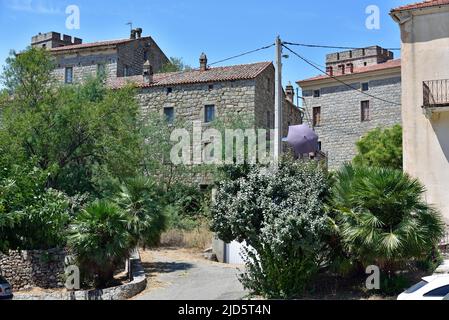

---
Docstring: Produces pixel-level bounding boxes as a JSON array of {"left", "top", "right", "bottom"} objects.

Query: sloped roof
[
  {"left": 391, "top": 0, "right": 449, "bottom": 12},
  {"left": 109, "top": 61, "right": 273, "bottom": 88},
  {"left": 297, "top": 59, "right": 401, "bottom": 84},
  {"left": 50, "top": 38, "right": 148, "bottom": 53}
]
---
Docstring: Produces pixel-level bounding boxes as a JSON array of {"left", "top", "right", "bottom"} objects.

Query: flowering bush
[{"left": 211, "top": 159, "right": 330, "bottom": 298}]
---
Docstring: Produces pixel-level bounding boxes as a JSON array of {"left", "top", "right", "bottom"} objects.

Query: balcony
[{"left": 423, "top": 80, "right": 449, "bottom": 118}]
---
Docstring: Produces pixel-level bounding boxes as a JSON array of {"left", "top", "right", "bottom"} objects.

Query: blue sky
[{"left": 0, "top": 0, "right": 411, "bottom": 90}]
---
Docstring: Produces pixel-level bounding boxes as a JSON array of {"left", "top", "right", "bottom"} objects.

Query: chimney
[
  {"left": 285, "top": 82, "right": 295, "bottom": 103},
  {"left": 326, "top": 66, "right": 333, "bottom": 76},
  {"left": 346, "top": 63, "right": 354, "bottom": 74},
  {"left": 135, "top": 28, "right": 143, "bottom": 39},
  {"left": 199, "top": 52, "right": 208, "bottom": 71},
  {"left": 143, "top": 60, "right": 153, "bottom": 84},
  {"left": 130, "top": 29, "right": 137, "bottom": 39}
]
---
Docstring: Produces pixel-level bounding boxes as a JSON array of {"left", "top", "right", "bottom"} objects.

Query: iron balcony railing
[{"left": 423, "top": 79, "right": 449, "bottom": 108}]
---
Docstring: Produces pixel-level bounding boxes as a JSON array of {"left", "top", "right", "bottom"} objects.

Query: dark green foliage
[
  {"left": 158, "top": 57, "right": 191, "bottom": 73},
  {"left": 115, "top": 176, "right": 167, "bottom": 247},
  {"left": 331, "top": 164, "right": 445, "bottom": 273},
  {"left": 353, "top": 125, "right": 403, "bottom": 170},
  {"left": 68, "top": 200, "right": 131, "bottom": 288}
]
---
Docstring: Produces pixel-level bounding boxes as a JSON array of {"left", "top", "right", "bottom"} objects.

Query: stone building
[
  {"left": 391, "top": 0, "right": 449, "bottom": 225},
  {"left": 31, "top": 29, "right": 169, "bottom": 84},
  {"left": 297, "top": 46, "right": 402, "bottom": 170},
  {"left": 112, "top": 54, "right": 302, "bottom": 138}
]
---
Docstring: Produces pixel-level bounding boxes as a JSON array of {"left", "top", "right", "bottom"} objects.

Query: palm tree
[
  {"left": 68, "top": 200, "right": 130, "bottom": 288},
  {"left": 331, "top": 164, "right": 445, "bottom": 273},
  {"left": 115, "top": 176, "right": 167, "bottom": 248}
]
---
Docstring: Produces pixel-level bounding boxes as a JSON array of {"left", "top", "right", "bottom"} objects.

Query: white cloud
[{"left": 4, "top": 0, "right": 62, "bottom": 14}]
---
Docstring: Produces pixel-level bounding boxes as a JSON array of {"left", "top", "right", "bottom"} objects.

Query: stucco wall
[
  {"left": 301, "top": 74, "right": 402, "bottom": 170},
  {"left": 395, "top": 7, "right": 449, "bottom": 224}
]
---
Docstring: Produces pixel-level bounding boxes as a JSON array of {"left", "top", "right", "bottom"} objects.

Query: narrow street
[{"left": 133, "top": 248, "right": 249, "bottom": 300}]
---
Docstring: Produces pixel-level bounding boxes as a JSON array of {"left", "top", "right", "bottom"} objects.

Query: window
[
  {"left": 318, "top": 141, "right": 322, "bottom": 151},
  {"left": 166, "top": 87, "right": 173, "bottom": 94},
  {"left": 124, "top": 65, "right": 130, "bottom": 77},
  {"left": 424, "top": 285, "right": 449, "bottom": 297},
  {"left": 267, "top": 111, "right": 271, "bottom": 128},
  {"left": 163, "top": 107, "right": 175, "bottom": 124},
  {"left": 361, "top": 100, "right": 370, "bottom": 122},
  {"left": 362, "top": 82, "right": 369, "bottom": 92},
  {"left": 204, "top": 105, "right": 215, "bottom": 123},
  {"left": 208, "top": 84, "right": 214, "bottom": 91},
  {"left": 313, "top": 89, "right": 321, "bottom": 98},
  {"left": 97, "top": 64, "right": 106, "bottom": 77},
  {"left": 144, "top": 51, "right": 149, "bottom": 61},
  {"left": 405, "top": 281, "right": 429, "bottom": 294},
  {"left": 313, "top": 106, "right": 321, "bottom": 127},
  {"left": 65, "top": 67, "right": 73, "bottom": 84}
]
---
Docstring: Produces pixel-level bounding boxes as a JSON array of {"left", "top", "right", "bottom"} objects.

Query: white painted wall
[{"left": 393, "top": 6, "right": 449, "bottom": 224}]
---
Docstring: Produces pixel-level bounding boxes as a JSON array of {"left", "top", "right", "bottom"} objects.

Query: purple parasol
[{"left": 285, "top": 124, "right": 319, "bottom": 155}]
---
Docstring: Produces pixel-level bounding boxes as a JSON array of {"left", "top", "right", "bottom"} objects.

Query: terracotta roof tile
[
  {"left": 50, "top": 38, "right": 146, "bottom": 52},
  {"left": 109, "top": 61, "right": 273, "bottom": 88},
  {"left": 297, "top": 59, "right": 401, "bottom": 84},
  {"left": 391, "top": 0, "right": 449, "bottom": 12}
]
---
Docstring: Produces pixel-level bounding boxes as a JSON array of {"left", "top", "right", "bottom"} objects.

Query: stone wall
[
  {"left": 52, "top": 50, "right": 118, "bottom": 84},
  {"left": 51, "top": 37, "right": 169, "bottom": 84},
  {"left": 0, "top": 249, "right": 66, "bottom": 290},
  {"left": 117, "top": 37, "right": 168, "bottom": 78},
  {"left": 302, "top": 75, "right": 402, "bottom": 170},
  {"left": 136, "top": 79, "right": 259, "bottom": 126}
]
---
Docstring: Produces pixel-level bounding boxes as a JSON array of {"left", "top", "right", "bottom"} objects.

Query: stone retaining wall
[
  {"left": 13, "top": 251, "right": 147, "bottom": 300},
  {"left": 0, "top": 249, "right": 66, "bottom": 290}
]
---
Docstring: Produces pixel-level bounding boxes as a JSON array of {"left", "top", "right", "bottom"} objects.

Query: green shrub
[
  {"left": 211, "top": 158, "right": 330, "bottom": 298},
  {"left": 68, "top": 200, "right": 130, "bottom": 288},
  {"left": 331, "top": 164, "right": 445, "bottom": 275},
  {"left": 115, "top": 176, "right": 167, "bottom": 247},
  {"left": 353, "top": 125, "right": 403, "bottom": 170}
]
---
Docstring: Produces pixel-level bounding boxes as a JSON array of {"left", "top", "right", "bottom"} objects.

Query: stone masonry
[
  {"left": 32, "top": 30, "right": 169, "bottom": 85},
  {"left": 0, "top": 249, "right": 66, "bottom": 290},
  {"left": 298, "top": 46, "right": 402, "bottom": 170}
]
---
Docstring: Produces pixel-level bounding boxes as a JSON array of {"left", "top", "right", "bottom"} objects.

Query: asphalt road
[{"left": 134, "top": 249, "right": 248, "bottom": 300}]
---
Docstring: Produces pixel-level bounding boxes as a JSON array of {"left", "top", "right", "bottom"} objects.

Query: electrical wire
[
  {"left": 283, "top": 41, "right": 401, "bottom": 51},
  {"left": 208, "top": 43, "right": 275, "bottom": 66},
  {"left": 138, "top": 43, "right": 276, "bottom": 86},
  {"left": 282, "top": 44, "right": 401, "bottom": 106}
]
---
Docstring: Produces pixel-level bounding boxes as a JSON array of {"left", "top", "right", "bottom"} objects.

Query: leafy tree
[
  {"left": 68, "top": 200, "right": 131, "bottom": 288},
  {"left": 211, "top": 158, "right": 330, "bottom": 298},
  {"left": 115, "top": 176, "right": 167, "bottom": 247},
  {"left": 1, "top": 48, "right": 143, "bottom": 196},
  {"left": 158, "top": 57, "right": 191, "bottom": 73},
  {"left": 330, "top": 164, "right": 445, "bottom": 274},
  {"left": 353, "top": 125, "right": 403, "bottom": 170}
]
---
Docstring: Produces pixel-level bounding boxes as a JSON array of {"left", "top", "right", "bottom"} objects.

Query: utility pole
[{"left": 274, "top": 36, "right": 283, "bottom": 162}]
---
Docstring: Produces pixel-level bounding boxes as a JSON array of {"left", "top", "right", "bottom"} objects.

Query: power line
[
  {"left": 283, "top": 41, "right": 401, "bottom": 51},
  {"left": 208, "top": 43, "right": 275, "bottom": 66},
  {"left": 282, "top": 44, "right": 401, "bottom": 106}
]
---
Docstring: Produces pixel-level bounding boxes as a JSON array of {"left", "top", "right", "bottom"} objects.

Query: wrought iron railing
[{"left": 423, "top": 79, "right": 449, "bottom": 107}]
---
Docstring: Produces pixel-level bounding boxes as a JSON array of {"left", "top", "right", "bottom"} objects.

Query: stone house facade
[
  {"left": 297, "top": 47, "right": 402, "bottom": 170},
  {"left": 113, "top": 56, "right": 302, "bottom": 138},
  {"left": 31, "top": 29, "right": 169, "bottom": 84}
]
